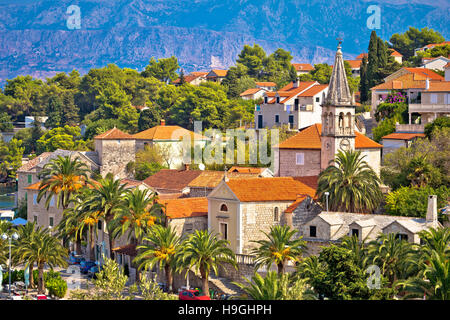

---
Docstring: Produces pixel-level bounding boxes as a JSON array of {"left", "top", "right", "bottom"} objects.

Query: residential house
[
  {"left": 227, "top": 166, "right": 273, "bottom": 177},
  {"left": 389, "top": 49, "right": 403, "bottom": 64},
  {"left": 292, "top": 63, "right": 314, "bottom": 77},
  {"left": 255, "top": 82, "right": 277, "bottom": 91},
  {"left": 173, "top": 71, "right": 208, "bottom": 86},
  {"left": 299, "top": 195, "right": 442, "bottom": 255},
  {"left": 381, "top": 132, "right": 425, "bottom": 157},
  {"left": 255, "top": 81, "right": 328, "bottom": 130},
  {"left": 345, "top": 59, "right": 362, "bottom": 77},
  {"left": 414, "top": 41, "right": 450, "bottom": 56},
  {"left": 206, "top": 69, "right": 228, "bottom": 83},
  {"left": 207, "top": 177, "right": 316, "bottom": 255},
  {"left": 240, "top": 88, "right": 267, "bottom": 100},
  {"left": 421, "top": 56, "right": 450, "bottom": 71},
  {"left": 370, "top": 67, "right": 445, "bottom": 121},
  {"left": 132, "top": 120, "right": 209, "bottom": 169}
]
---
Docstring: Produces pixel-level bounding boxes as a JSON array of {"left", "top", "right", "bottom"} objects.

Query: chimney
[
  {"left": 184, "top": 163, "right": 190, "bottom": 171},
  {"left": 425, "top": 78, "right": 430, "bottom": 90},
  {"left": 292, "top": 78, "right": 300, "bottom": 88},
  {"left": 160, "top": 119, "right": 166, "bottom": 126},
  {"left": 426, "top": 195, "right": 438, "bottom": 223}
]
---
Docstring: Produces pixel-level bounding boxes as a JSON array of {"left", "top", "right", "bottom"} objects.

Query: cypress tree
[
  {"left": 377, "top": 37, "right": 387, "bottom": 69},
  {"left": 359, "top": 56, "right": 369, "bottom": 103},
  {"left": 367, "top": 31, "right": 378, "bottom": 89},
  {"left": 179, "top": 69, "right": 186, "bottom": 85}
]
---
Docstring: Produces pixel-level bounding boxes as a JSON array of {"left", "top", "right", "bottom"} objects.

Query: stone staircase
[{"left": 208, "top": 275, "right": 245, "bottom": 296}]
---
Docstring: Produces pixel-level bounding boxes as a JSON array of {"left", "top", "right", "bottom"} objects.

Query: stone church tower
[{"left": 321, "top": 40, "right": 356, "bottom": 170}]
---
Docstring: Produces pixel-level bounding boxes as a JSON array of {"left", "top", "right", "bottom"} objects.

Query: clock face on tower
[{"left": 339, "top": 138, "right": 350, "bottom": 151}]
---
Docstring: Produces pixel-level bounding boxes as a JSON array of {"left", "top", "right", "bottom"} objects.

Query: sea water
[{"left": 0, "top": 185, "right": 16, "bottom": 209}]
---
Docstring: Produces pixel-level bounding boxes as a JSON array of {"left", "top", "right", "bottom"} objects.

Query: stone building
[{"left": 207, "top": 177, "right": 316, "bottom": 255}]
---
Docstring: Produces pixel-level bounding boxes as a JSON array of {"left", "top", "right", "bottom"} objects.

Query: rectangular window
[
  {"left": 258, "top": 115, "right": 263, "bottom": 129},
  {"left": 264, "top": 97, "right": 268, "bottom": 104},
  {"left": 296, "top": 153, "right": 304, "bottom": 165},
  {"left": 275, "top": 114, "right": 279, "bottom": 123},
  {"left": 33, "top": 194, "right": 38, "bottom": 205},
  {"left": 185, "top": 223, "right": 193, "bottom": 233},
  {"left": 351, "top": 229, "right": 359, "bottom": 237},
  {"left": 49, "top": 197, "right": 55, "bottom": 207},
  {"left": 309, "top": 226, "right": 317, "bottom": 238},
  {"left": 33, "top": 215, "right": 37, "bottom": 223},
  {"left": 395, "top": 233, "right": 408, "bottom": 241},
  {"left": 49, "top": 217, "right": 54, "bottom": 227},
  {"left": 315, "top": 97, "right": 320, "bottom": 102},
  {"left": 430, "top": 94, "right": 437, "bottom": 104},
  {"left": 27, "top": 174, "right": 32, "bottom": 184},
  {"left": 98, "top": 220, "right": 102, "bottom": 230},
  {"left": 220, "top": 223, "right": 228, "bottom": 240},
  {"left": 276, "top": 97, "right": 280, "bottom": 103}
]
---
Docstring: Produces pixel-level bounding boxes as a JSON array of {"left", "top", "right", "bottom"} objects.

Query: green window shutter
[{"left": 28, "top": 175, "right": 32, "bottom": 184}]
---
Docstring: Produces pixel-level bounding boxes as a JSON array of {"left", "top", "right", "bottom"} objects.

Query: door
[{"left": 258, "top": 114, "right": 263, "bottom": 128}]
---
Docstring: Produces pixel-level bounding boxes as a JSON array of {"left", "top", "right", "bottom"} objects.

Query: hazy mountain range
[{"left": 0, "top": 0, "right": 449, "bottom": 83}]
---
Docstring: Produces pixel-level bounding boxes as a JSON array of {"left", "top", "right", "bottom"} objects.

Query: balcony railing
[
  {"left": 409, "top": 103, "right": 450, "bottom": 113},
  {"left": 235, "top": 254, "right": 255, "bottom": 265}
]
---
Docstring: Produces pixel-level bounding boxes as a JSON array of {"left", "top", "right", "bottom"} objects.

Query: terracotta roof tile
[
  {"left": 132, "top": 125, "right": 206, "bottom": 140},
  {"left": 404, "top": 68, "right": 444, "bottom": 81},
  {"left": 355, "top": 53, "right": 368, "bottom": 60},
  {"left": 426, "top": 81, "right": 450, "bottom": 92},
  {"left": 228, "top": 166, "right": 265, "bottom": 174},
  {"left": 17, "top": 152, "right": 52, "bottom": 172},
  {"left": 382, "top": 133, "right": 425, "bottom": 140},
  {"left": 256, "top": 82, "right": 277, "bottom": 87},
  {"left": 94, "top": 127, "right": 134, "bottom": 140},
  {"left": 158, "top": 197, "right": 208, "bottom": 219},
  {"left": 225, "top": 177, "right": 316, "bottom": 202},
  {"left": 188, "top": 171, "right": 260, "bottom": 188},
  {"left": 240, "top": 88, "right": 264, "bottom": 96},
  {"left": 208, "top": 69, "right": 228, "bottom": 77},
  {"left": 292, "top": 63, "right": 314, "bottom": 71},
  {"left": 298, "top": 84, "right": 328, "bottom": 97},
  {"left": 293, "top": 176, "right": 319, "bottom": 190},
  {"left": 277, "top": 124, "right": 382, "bottom": 149},
  {"left": 345, "top": 60, "right": 362, "bottom": 69},
  {"left": 143, "top": 169, "right": 203, "bottom": 192},
  {"left": 390, "top": 49, "right": 403, "bottom": 57}
]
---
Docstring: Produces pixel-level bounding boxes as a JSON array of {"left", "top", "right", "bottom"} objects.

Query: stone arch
[{"left": 338, "top": 112, "right": 344, "bottom": 128}]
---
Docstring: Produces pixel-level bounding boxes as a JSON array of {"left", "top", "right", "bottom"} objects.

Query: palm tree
[
  {"left": 399, "top": 251, "right": 450, "bottom": 300},
  {"left": 37, "top": 155, "right": 90, "bottom": 210},
  {"left": 14, "top": 222, "right": 37, "bottom": 288},
  {"left": 340, "top": 235, "right": 369, "bottom": 269},
  {"left": 16, "top": 226, "right": 68, "bottom": 294},
  {"left": 252, "top": 225, "right": 307, "bottom": 274},
  {"left": 179, "top": 230, "right": 237, "bottom": 295},
  {"left": 0, "top": 221, "right": 12, "bottom": 266},
  {"left": 134, "top": 225, "right": 181, "bottom": 292},
  {"left": 112, "top": 188, "right": 161, "bottom": 281},
  {"left": 84, "top": 174, "right": 127, "bottom": 258},
  {"left": 234, "top": 271, "right": 316, "bottom": 300},
  {"left": 57, "top": 207, "right": 84, "bottom": 255},
  {"left": 367, "top": 233, "right": 415, "bottom": 286},
  {"left": 406, "top": 155, "right": 434, "bottom": 187},
  {"left": 418, "top": 227, "right": 450, "bottom": 260},
  {"left": 316, "top": 150, "right": 383, "bottom": 213}
]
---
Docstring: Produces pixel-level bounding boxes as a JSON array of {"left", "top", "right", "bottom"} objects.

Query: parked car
[
  {"left": 35, "top": 294, "right": 48, "bottom": 300},
  {"left": 179, "top": 289, "right": 211, "bottom": 300},
  {"left": 80, "top": 261, "right": 97, "bottom": 274},
  {"left": 68, "top": 254, "right": 83, "bottom": 265}
]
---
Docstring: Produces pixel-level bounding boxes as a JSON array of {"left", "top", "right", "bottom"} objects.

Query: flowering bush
[{"left": 385, "top": 91, "right": 406, "bottom": 104}]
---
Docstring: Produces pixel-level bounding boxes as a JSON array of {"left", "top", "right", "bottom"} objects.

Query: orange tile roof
[
  {"left": 355, "top": 53, "right": 368, "bottom": 60},
  {"left": 158, "top": 197, "right": 208, "bottom": 219},
  {"left": 173, "top": 72, "right": 208, "bottom": 84},
  {"left": 188, "top": 171, "right": 260, "bottom": 188},
  {"left": 225, "top": 177, "right": 316, "bottom": 202},
  {"left": 143, "top": 169, "right": 203, "bottom": 192},
  {"left": 267, "top": 81, "right": 318, "bottom": 104},
  {"left": 292, "top": 63, "right": 314, "bottom": 71},
  {"left": 371, "top": 73, "right": 427, "bottom": 90},
  {"left": 94, "top": 127, "right": 134, "bottom": 140},
  {"left": 382, "top": 133, "right": 426, "bottom": 140},
  {"left": 404, "top": 68, "right": 444, "bottom": 81},
  {"left": 256, "top": 82, "right": 277, "bottom": 87},
  {"left": 345, "top": 60, "right": 362, "bottom": 69},
  {"left": 17, "top": 152, "right": 52, "bottom": 172},
  {"left": 293, "top": 176, "right": 319, "bottom": 190},
  {"left": 298, "top": 84, "right": 328, "bottom": 97},
  {"left": 208, "top": 69, "right": 228, "bottom": 77},
  {"left": 228, "top": 166, "right": 265, "bottom": 174},
  {"left": 425, "top": 81, "right": 450, "bottom": 92},
  {"left": 390, "top": 49, "right": 403, "bottom": 57},
  {"left": 132, "top": 125, "right": 206, "bottom": 141},
  {"left": 240, "top": 88, "right": 264, "bottom": 96},
  {"left": 284, "top": 195, "right": 308, "bottom": 213},
  {"left": 277, "top": 124, "right": 382, "bottom": 149},
  {"left": 24, "top": 182, "right": 43, "bottom": 191},
  {"left": 422, "top": 41, "right": 450, "bottom": 49}
]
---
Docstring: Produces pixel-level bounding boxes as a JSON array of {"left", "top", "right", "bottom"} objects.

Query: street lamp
[
  {"left": 324, "top": 192, "right": 329, "bottom": 214},
  {"left": 1, "top": 232, "right": 19, "bottom": 299}
]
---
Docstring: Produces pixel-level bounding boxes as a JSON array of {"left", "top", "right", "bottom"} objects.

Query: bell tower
[{"left": 321, "top": 39, "right": 356, "bottom": 170}]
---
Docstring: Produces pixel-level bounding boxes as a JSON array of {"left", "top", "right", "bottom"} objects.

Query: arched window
[
  {"left": 338, "top": 112, "right": 344, "bottom": 128},
  {"left": 346, "top": 112, "right": 352, "bottom": 132},
  {"left": 220, "top": 204, "right": 228, "bottom": 212},
  {"left": 274, "top": 207, "right": 279, "bottom": 222}
]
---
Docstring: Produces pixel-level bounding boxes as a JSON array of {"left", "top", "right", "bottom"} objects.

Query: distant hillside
[{"left": 0, "top": 0, "right": 448, "bottom": 83}]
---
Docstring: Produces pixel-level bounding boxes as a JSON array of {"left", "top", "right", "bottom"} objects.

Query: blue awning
[{"left": 11, "top": 218, "right": 28, "bottom": 226}]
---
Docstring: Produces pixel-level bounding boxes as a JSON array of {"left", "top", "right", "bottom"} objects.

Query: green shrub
[
  {"left": 46, "top": 278, "right": 67, "bottom": 299},
  {"left": 1, "top": 269, "right": 25, "bottom": 284}
]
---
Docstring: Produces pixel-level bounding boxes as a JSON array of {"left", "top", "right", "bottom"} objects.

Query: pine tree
[
  {"left": 179, "top": 69, "right": 186, "bottom": 85},
  {"left": 377, "top": 38, "right": 387, "bottom": 70}
]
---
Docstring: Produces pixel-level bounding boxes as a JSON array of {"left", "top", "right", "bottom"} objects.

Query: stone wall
[
  {"left": 97, "top": 139, "right": 135, "bottom": 179},
  {"left": 279, "top": 149, "right": 321, "bottom": 177},
  {"left": 26, "top": 189, "right": 64, "bottom": 228},
  {"left": 168, "top": 216, "right": 208, "bottom": 238}
]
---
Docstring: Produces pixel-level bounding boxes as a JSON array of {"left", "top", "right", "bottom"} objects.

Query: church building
[{"left": 274, "top": 41, "right": 382, "bottom": 177}]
